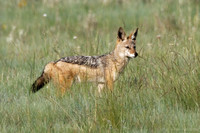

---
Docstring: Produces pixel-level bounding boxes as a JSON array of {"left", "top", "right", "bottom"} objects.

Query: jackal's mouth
[{"left": 127, "top": 52, "right": 138, "bottom": 58}]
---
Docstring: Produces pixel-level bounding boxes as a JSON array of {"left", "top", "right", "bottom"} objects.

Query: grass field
[{"left": 0, "top": 0, "right": 200, "bottom": 132}]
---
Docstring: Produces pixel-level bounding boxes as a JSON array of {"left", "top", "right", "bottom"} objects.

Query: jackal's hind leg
[
  {"left": 52, "top": 73, "right": 73, "bottom": 96},
  {"left": 59, "top": 76, "right": 74, "bottom": 96}
]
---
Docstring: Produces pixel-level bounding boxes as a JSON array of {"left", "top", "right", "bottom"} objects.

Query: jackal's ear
[
  {"left": 117, "top": 27, "right": 126, "bottom": 41},
  {"left": 128, "top": 28, "right": 138, "bottom": 40}
]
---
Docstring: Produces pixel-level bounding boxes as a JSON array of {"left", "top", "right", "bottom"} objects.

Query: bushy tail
[
  {"left": 30, "top": 62, "right": 54, "bottom": 93},
  {"left": 31, "top": 72, "right": 50, "bottom": 93}
]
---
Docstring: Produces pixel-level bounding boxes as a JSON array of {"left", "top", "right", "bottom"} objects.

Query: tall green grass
[{"left": 0, "top": 0, "right": 200, "bottom": 132}]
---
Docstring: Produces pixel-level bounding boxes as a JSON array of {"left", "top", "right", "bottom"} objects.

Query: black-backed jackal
[{"left": 31, "top": 27, "right": 138, "bottom": 95}]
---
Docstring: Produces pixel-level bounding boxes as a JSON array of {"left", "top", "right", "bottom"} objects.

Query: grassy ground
[{"left": 0, "top": 0, "right": 200, "bottom": 132}]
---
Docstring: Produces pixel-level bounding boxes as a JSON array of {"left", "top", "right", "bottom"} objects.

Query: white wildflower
[
  {"left": 156, "top": 34, "right": 161, "bottom": 39},
  {"left": 188, "top": 37, "right": 192, "bottom": 41},
  {"left": 6, "top": 25, "right": 16, "bottom": 43},
  {"left": 19, "top": 29, "right": 24, "bottom": 38},
  {"left": 73, "top": 36, "right": 77, "bottom": 39},
  {"left": 43, "top": 13, "right": 47, "bottom": 17},
  {"left": 147, "top": 43, "right": 152, "bottom": 47},
  {"left": 77, "top": 46, "right": 80, "bottom": 52},
  {"left": 6, "top": 34, "right": 13, "bottom": 43}
]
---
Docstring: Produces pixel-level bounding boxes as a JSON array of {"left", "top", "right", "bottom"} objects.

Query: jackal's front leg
[
  {"left": 106, "top": 80, "right": 114, "bottom": 91},
  {"left": 105, "top": 70, "right": 114, "bottom": 91}
]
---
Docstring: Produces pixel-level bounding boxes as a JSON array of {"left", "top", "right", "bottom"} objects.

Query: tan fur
[{"left": 31, "top": 27, "right": 138, "bottom": 95}]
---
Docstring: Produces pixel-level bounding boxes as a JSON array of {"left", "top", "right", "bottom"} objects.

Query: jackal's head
[{"left": 114, "top": 27, "right": 138, "bottom": 59}]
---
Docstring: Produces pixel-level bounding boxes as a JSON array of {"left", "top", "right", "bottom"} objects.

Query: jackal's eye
[{"left": 125, "top": 46, "right": 130, "bottom": 49}]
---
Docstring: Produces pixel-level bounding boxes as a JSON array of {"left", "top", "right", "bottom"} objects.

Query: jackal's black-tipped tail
[
  {"left": 30, "top": 73, "right": 50, "bottom": 93},
  {"left": 30, "top": 62, "right": 54, "bottom": 94}
]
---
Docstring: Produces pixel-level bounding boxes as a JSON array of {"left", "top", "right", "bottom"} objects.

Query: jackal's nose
[{"left": 135, "top": 52, "right": 138, "bottom": 58}]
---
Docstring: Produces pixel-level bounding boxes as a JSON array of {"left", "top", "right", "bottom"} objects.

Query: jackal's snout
[{"left": 134, "top": 52, "right": 138, "bottom": 58}]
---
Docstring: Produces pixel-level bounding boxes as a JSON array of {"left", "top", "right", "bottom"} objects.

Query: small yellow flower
[
  {"left": 18, "top": 0, "right": 27, "bottom": 8},
  {"left": 1, "top": 24, "right": 7, "bottom": 30}
]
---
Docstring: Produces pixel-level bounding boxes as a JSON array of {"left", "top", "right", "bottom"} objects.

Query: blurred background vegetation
[{"left": 0, "top": 0, "right": 200, "bottom": 132}]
